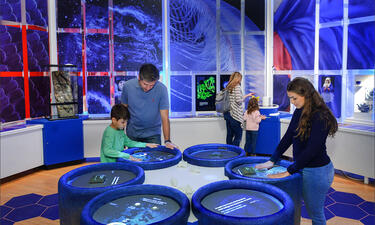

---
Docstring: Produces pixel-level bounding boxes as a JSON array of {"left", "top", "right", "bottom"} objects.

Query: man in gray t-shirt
[{"left": 121, "top": 63, "right": 177, "bottom": 149}]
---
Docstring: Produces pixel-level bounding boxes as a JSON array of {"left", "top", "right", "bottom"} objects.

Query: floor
[{"left": 0, "top": 162, "right": 374, "bottom": 225}]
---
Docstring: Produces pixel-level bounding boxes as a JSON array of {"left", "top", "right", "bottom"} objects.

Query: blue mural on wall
[
  {"left": 0, "top": 25, "right": 23, "bottom": 71},
  {"left": 29, "top": 76, "right": 50, "bottom": 118},
  {"left": 57, "top": 33, "right": 82, "bottom": 71},
  {"left": 0, "top": 0, "right": 21, "bottom": 22},
  {"left": 0, "top": 77, "right": 25, "bottom": 122},
  {"left": 70, "top": 76, "right": 83, "bottom": 114},
  {"left": 27, "top": 30, "right": 49, "bottom": 72},
  {"left": 86, "top": 0, "right": 108, "bottom": 29},
  {"left": 86, "top": 33, "right": 109, "bottom": 72},
  {"left": 113, "top": 0, "right": 163, "bottom": 71},
  {"left": 26, "top": 0, "right": 48, "bottom": 27},
  {"left": 58, "top": 0, "right": 81, "bottom": 28},
  {"left": 273, "top": 75, "right": 290, "bottom": 112},
  {"left": 319, "top": 26, "right": 343, "bottom": 70},
  {"left": 87, "top": 76, "right": 111, "bottom": 114},
  {"left": 170, "top": 75, "right": 192, "bottom": 112},
  {"left": 114, "top": 76, "right": 136, "bottom": 104},
  {"left": 320, "top": 0, "right": 343, "bottom": 23}
]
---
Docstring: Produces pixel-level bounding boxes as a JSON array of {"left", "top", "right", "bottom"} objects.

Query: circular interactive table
[
  {"left": 117, "top": 146, "right": 182, "bottom": 170},
  {"left": 183, "top": 143, "right": 245, "bottom": 167},
  {"left": 225, "top": 157, "right": 302, "bottom": 225},
  {"left": 192, "top": 180, "right": 294, "bottom": 225},
  {"left": 58, "top": 163, "right": 144, "bottom": 225},
  {"left": 81, "top": 184, "right": 190, "bottom": 225}
]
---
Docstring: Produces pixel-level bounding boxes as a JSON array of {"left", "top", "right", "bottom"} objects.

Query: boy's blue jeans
[{"left": 302, "top": 161, "right": 334, "bottom": 225}]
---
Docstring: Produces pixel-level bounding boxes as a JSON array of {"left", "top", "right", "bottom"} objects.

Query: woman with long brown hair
[
  {"left": 223, "top": 72, "right": 253, "bottom": 146},
  {"left": 256, "top": 77, "right": 338, "bottom": 225}
]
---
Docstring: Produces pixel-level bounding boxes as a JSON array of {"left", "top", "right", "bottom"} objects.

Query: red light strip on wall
[
  {"left": 22, "top": 25, "right": 30, "bottom": 118},
  {"left": 0, "top": 72, "right": 23, "bottom": 77}
]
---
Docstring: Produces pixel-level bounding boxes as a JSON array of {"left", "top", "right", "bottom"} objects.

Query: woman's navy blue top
[{"left": 270, "top": 108, "right": 331, "bottom": 174}]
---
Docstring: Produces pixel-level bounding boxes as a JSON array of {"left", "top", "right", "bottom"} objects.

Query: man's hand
[
  {"left": 146, "top": 143, "right": 159, "bottom": 148},
  {"left": 165, "top": 141, "right": 179, "bottom": 150}
]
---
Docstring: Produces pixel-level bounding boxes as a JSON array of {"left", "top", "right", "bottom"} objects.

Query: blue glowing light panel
[
  {"left": 113, "top": 0, "right": 163, "bottom": 71},
  {"left": 58, "top": 0, "right": 81, "bottom": 28},
  {"left": 169, "top": 0, "right": 216, "bottom": 71},
  {"left": 0, "top": 77, "right": 25, "bottom": 123},
  {"left": 57, "top": 33, "right": 82, "bottom": 71},
  {"left": 170, "top": 75, "right": 192, "bottom": 112},
  {"left": 221, "top": 0, "right": 240, "bottom": 32},
  {"left": 319, "top": 75, "right": 342, "bottom": 118},
  {"left": 86, "top": 0, "right": 108, "bottom": 29},
  {"left": 87, "top": 76, "right": 111, "bottom": 114},
  {"left": 0, "top": 26, "right": 23, "bottom": 71},
  {"left": 27, "top": 30, "right": 49, "bottom": 72},
  {"left": 320, "top": 0, "right": 342, "bottom": 23},
  {"left": 86, "top": 33, "right": 109, "bottom": 72},
  {"left": 29, "top": 76, "right": 50, "bottom": 118},
  {"left": 71, "top": 76, "right": 83, "bottom": 114},
  {"left": 245, "top": 35, "right": 264, "bottom": 71},
  {"left": 114, "top": 76, "right": 136, "bottom": 105},
  {"left": 245, "top": 74, "right": 264, "bottom": 103},
  {"left": 26, "top": 0, "right": 48, "bottom": 27},
  {"left": 221, "top": 34, "right": 241, "bottom": 72},
  {"left": 195, "top": 75, "right": 216, "bottom": 112}
]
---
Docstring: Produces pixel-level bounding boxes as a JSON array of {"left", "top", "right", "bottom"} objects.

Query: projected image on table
[
  {"left": 86, "top": 33, "right": 109, "bottom": 72},
  {"left": 191, "top": 148, "right": 239, "bottom": 160},
  {"left": 26, "top": 0, "right": 48, "bottom": 27},
  {"left": 87, "top": 76, "right": 111, "bottom": 114},
  {"left": 232, "top": 163, "right": 287, "bottom": 178},
  {"left": 201, "top": 189, "right": 283, "bottom": 217},
  {"left": 86, "top": 0, "right": 108, "bottom": 29},
  {"left": 68, "top": 170, "right": 136, "bottom": 188},
  {"left": 93, "top": 194, "right": 180, "bottom": 225},
  {"left": 195, "top": 75, "right": 216, "bottom": 112},
  {"left": 0, "top": 77, "right": 25, "bottom": 122},
  {"left": 113, "top": 0, "right": 162, "bottom": 71},
  {"left": 130, "top": 150, "right": 174, "bottom": 162},
  {"left": 0, "top": 25, "right": 23, "bottom": 71}
]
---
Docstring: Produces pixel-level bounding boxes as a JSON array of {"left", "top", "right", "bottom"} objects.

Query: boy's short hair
[
  {"left": 111, "top": 104, "right": 130, "bottom": 120},
  {"left": 139, "top": 63, "right": 159, "bottom": 82}
]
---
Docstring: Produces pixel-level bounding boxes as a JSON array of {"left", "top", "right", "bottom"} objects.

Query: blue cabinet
[
  {"left": 255, "top": 106, "right": 280, "bottom": 155},
  {"left": 27, "top": 118, "right": 84, "bottom": 166}
]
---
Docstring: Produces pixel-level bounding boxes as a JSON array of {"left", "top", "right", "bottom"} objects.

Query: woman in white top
[{"left": 223, "top": 72, "right": 253, "bottom": 146}]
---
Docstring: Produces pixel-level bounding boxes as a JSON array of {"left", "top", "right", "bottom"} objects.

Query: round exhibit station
[
  {"left": 58, "top": 163, "right": 145, "bottom": 225},
  {"left": 192, "top": 180, "right": 294, "bottom": 225},
  {"left": 81, "top": 184, "right": 190, "bottom": 225},
  {"left": 183, "top": 143, "right": 245, "bottom": 167},
  {"left": 225, "top": 157, "right": 302, "bottom": 225},
  {"left": 117, "top": 145, "right": 182, "bottom": 170}
]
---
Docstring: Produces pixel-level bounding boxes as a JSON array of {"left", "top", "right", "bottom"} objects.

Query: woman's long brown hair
[
  {"left": 226, "top": 72, "right": 242, "bottom": 92},
  {"left": 287, "top": 77, "right": 338, "bottom": 141}
]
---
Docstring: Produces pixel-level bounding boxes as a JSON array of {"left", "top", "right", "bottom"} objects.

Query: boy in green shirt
[{"left": 100, "top": 104, "right": 159, "bottom": 163}]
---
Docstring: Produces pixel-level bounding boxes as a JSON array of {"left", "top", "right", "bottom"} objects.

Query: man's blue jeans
[
  {"left": 302, "top": 161, "right": 334, "bottom": 225},
  {"left": 128, "top": 134, "right": 161, "bottom": 145}
]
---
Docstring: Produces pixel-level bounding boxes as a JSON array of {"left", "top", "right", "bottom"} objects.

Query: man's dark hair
[
  {"left": 111, "top": 104, "right": 130, "bottom": 120},
  {"left": 139, "top": 63, "right": 159, "bottom": 82}
]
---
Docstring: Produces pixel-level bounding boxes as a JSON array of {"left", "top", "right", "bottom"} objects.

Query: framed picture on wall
[{"left": 195, "top": 75, "right": 216, "bottom": 113}]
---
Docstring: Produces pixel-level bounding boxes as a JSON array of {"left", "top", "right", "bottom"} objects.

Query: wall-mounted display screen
[
  {"left": 171, "top": 75, "right": 192, "bottom": 112},
  {"left": 57, "top": 33, "right": 82, "bottom": 71},
  {"left": 114, "top": 76, "right": 136, "bottom": 105},
  {"left": 27, "top": 30, "right": 50, "bottom": 72},
  {"left": 0, "top": 77, "right": 25, "bottom": 122},
  {"left": 26, "top": 0, "right": 48, "bottom": 27},
  {"left": 0, "top": 25, "right": 23, "bottom": 72},
  {"left": 29, "top": 76, "right": 50, "bottom": 118},
  {"left": 195, "top": 75, "right": 216, "bottom": 112},
  {"left": 87, "top": 76, "right": 111, "bottom": 114},
  {"left": 58, "top": 0, "right": 81, "bottom": 28},
  {"left": 86, "top": 0, "right": 108, "bottom": 29},
  {"left": 220, "top": 74, "right": 230, "bottom": 90},
  {"left": 318, "top": 75, "right": 342, "bottom": 118},
  {"left": 86, "top": 33, "right": 109, "bottom": 72}
]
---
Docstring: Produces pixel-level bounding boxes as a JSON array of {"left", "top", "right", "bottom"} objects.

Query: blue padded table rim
[
  {"left": 191, "top": 180, "right": 294, "bottom": 225},
  {"left": 225, "top": 156, "right": 301, "bottom": 183},
  {"left": 117, "top": 146, "right": 182, "bottom": 170},
  {"left": 183, "top": 143, "right": 245, "bottom": 167},
  {"left": 59, "top": 163, "right": 145, "bottom": 192},
  {"left": 81, "top": 184, "right": 190, "bottom": 225}
]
